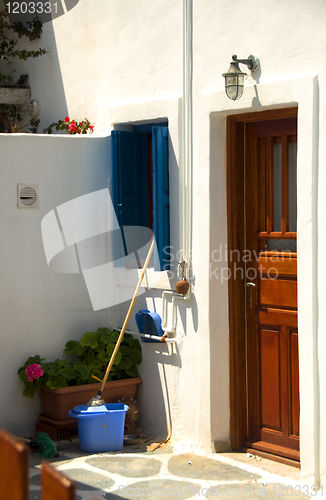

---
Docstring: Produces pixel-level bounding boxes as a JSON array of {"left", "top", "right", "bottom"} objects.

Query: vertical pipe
[{"left": 182, "top": 0, "right": 193, "bottom": 279}]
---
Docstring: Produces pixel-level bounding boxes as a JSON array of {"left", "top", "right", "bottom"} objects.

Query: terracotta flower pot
[{"left": 40, "top": 377, "right": 142, "bottom": 421}]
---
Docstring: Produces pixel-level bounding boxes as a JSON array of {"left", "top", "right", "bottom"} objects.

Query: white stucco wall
[
  {"left": 191, "top": 0, "right": 326, "bottom": 485},
  {"left": 0, "top": 134, "right": 115, "bottom": 435},
  {"left": 12, "top": 0, "right": 183, "bottom": 134},
  {"left": 199, "top": 76, "right": 319, "bottom": 480},
  {"left": 2, "top": 0, "right": 326, "bottom": 486}
]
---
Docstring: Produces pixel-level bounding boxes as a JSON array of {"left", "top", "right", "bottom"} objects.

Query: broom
[
  {"left": 18, "top": 432, "right": 57, "bottom": 458},
  {"left": 87, "top": 238, "right": 155, "bottom": 407}
]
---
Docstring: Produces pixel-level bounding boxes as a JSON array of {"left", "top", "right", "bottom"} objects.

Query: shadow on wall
[
  {"left": 115, "top": 289, "right": 183, "bottom": 439},
  {"left": 0, "top": 133, "right": 112, "bottom": 436},
  {"left": 2, "top": 1, "right": 77, "bottom": 130},
  {"left": 179, "top": 293, "right": 198, "bottom": 334},
  {"left": 33, "top": 21, "right": 69, "bottom": 130},
  {"left": 136, "top": 342, "right": 182, "bottom": 439}
]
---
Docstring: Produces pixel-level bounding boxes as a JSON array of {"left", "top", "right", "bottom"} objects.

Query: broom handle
[{"left": 99, "top": 238, "right": 155, "bottom": 393}]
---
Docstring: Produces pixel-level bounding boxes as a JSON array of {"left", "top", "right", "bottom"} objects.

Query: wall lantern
[{"left": 222, "top": 54, "right": 259, "bottom": 100}]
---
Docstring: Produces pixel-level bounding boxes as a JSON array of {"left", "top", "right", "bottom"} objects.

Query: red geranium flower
[
  {"left": 68, "top": 121, "right": 77, "bottom": 132},
  {"left": 64, "top": 117, "right": 70, "bottom": 122},
  {"left": 25, "top": 363, "right": 44, "bottom": 382}
]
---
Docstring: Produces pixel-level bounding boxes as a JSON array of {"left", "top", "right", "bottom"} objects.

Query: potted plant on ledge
[{"left": 18, "top": 327, "right": 142, "bottom": 421}]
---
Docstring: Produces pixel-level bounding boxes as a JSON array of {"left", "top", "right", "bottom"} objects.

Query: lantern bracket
[{"left": 231, "top": 54, "right": 259, "bottom": 72}]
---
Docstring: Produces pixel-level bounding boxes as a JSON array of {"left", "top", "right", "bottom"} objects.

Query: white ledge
[{"left": 115, "top": 267, "right": 171, "bottom": 290}]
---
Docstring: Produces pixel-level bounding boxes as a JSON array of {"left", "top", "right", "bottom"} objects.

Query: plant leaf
[
  {"left": 125, "top": 365, "right": 139, "bottom": 378},
  {"left": 89, "top": 358, "right": 103, "bottom": 370},
  {"left": 64, "top": 340, "right": 84, "bottom": 356},
  {"left": 110, "top": 330, "right": 120, "bottom": 343},
  {"left": 46, "top": 361, "right": 61, "bottom": 377},
  {"left": 23, "top": 383, "right": 39, "bottom": 398},
  {"left": 97, "top": 327, "right": 113, "bottom": 344},
  {"left": 119, "top": 345, "right": 129, "bottom": 356},
  {"left": 86, "top": 349, "right": 95, "bottom": 365},
  {"left": 106, "top": 343, "right": 122, "bottom": 366},
  {"left": 119, "top": 356, "right": 133, "bottom": 370},
  {"left": 62, "top": 364, "right": 76, "bottom": 381},
  {"left": 74, "top": 363, "right": 91, "bottom": 381},
  {"left": 113, "top": 351, "right": 122, "bottom": 366},
  {"left": 130, "top": 347, "right": 142, "bottom": 365},
  {"left": 99, "top": 351, "right": 110, "bottom": 363},
  {"left": 106, "top": 343, "right": 116, "bottom": 355},
  {"left": 18, "top": 367, "right": 27, "bottom": 382},
  {"left": 46, "top": 376, "right": 68, "bottom": 390},
  {"left": 80, "top": 331, "right": 98, "bottom": 349},
  {"left": 123, "top": 334, "right": 134, "bottom": 346}
]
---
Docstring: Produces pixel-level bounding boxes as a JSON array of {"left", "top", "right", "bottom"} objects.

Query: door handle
[{"left": 245, "top": 282, "right": 256, "bottom": 309}]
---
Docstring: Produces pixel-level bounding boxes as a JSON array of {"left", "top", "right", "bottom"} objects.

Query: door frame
[{"left": 227, "top": 107, "right": 299, "bottom": 451}]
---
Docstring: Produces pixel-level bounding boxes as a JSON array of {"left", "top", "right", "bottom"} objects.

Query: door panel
[
  {"left": 244, "top": 117, "right": 299, "bottom": 460},
  {"left": 259, "top": 327, "right": 281, "bottom": 430},
  {"left": 258, "top": 254, "right": 297, "bottom": 277},
  {"left": 260, "top": 280, "right": 297, "bottom": 309}
]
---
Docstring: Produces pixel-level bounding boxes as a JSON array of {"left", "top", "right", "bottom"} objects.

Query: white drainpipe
[
  {"left": 181, "top": 0, "right": 193, "bottom": 280},
  {"left": 129, "top": 1, "right": 193, "bottom": 345},
  {"left": 157, "top": 0, "right": 193, "bottom": 344}
]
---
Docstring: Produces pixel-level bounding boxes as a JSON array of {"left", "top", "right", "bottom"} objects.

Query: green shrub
[{"left": 18, "top": 328, "right": 142, "bottom": 398}]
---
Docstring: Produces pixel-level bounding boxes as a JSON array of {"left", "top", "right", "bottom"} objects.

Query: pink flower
[
  {"left": 65, "top": 117, "right": 70, "bottom": 122},
  {"left": 68, "top": 121, "right": 77, "bottom": 132},
  {"left": 25, "top": 364, "right": 44, "bottom": 382}
]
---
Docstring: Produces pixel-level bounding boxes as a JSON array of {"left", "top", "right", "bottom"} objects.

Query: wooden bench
[
  {"left": 0, "top": 429, "right": 29, "bottom": 500},
  {"left": 0, "top": 429, "right": 93, "bottom": 500},
  {"left": 41, "top": 462, "right": 75, "bottom": 500}
]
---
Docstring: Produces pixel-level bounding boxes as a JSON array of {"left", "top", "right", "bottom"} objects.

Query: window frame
[{"left": 109, "top": 97, "right": 180, "bottom": 289}]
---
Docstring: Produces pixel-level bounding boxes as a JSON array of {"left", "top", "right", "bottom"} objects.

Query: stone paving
[{"left": 27, "top": 437, "right": 312, "bottom": 500}]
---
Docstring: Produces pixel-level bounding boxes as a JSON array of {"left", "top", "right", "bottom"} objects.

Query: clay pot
[
  {"left": 40, "top": 377, "right": 142, "bottom": 421},
  {"left": 176, "top": 279, "right": 190, "bottom": 295}
]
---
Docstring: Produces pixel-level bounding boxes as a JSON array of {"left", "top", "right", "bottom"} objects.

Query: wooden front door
[{"left": 227, "top": 109, "right": 299, "bottom": 463}]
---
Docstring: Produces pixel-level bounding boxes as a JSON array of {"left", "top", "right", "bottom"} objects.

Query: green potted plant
[
  {"left": 0, "top": 9, "right": 47, "bottom": 132},
  {"left": 18, "top": 328, "right": 142, "bottom": 420}
]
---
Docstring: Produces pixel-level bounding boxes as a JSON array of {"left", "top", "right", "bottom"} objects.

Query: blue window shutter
[
  {"left": 112, "top": 130, "right": 148, "bottom": 228},
  {"left": 152, "top": 126, "right": 170, "bottom": 271},
  {"left": 112, "top": 130, "right": 148, "bottom": 258}
]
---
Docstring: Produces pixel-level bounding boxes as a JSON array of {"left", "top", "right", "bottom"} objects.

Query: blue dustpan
[{"left": 135, "top": 309, "right": 164, "bottom": 343}]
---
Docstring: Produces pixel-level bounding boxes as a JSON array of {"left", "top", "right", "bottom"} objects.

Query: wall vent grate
[{"left": 18, "top": 184, "right": 39, "bottom": 208}]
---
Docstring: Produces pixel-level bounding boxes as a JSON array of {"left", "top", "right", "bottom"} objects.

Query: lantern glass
[
  {"left": 225, "top": 73, "right": 244, "bottom": 100},
  {"left": 222, "top": 59, "right": 247, "bottom": 101}
]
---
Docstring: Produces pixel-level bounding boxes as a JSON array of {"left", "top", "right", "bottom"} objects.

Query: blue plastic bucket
[{"left": 68, "top": 403, "right": 129, "bottom": 452}]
